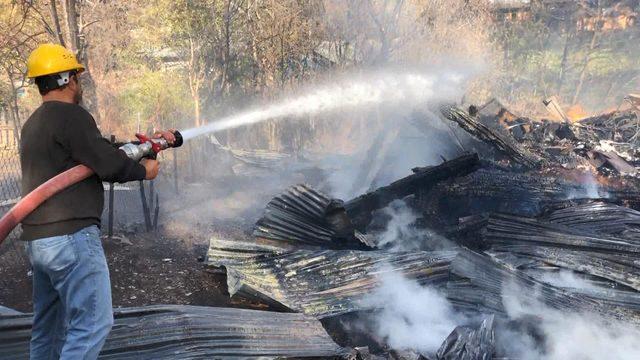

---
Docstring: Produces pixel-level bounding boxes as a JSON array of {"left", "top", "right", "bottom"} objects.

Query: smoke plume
[
  {"left": 501, "top": 282, "right": 640, "bottom": 360},
  {"left": 362, "top": 270, "right": 465, "bottom": 353},
  {"left": 373, "top": 200, "right": 455, "bottom": 251}
]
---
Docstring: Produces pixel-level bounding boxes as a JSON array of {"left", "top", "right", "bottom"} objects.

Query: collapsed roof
[{"left": 205, "top": 99, "right": 640, "bottom": 358}]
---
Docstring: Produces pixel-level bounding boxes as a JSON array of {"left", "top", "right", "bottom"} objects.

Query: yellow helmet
[{"left": 27, "top": 43, "right": 85, "bottom": 78}]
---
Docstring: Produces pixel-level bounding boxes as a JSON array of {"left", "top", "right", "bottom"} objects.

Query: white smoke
[
  {"left": 180, "top": 70, "right": 467, "bottom": 140},
  {"left": 377, "top": 200, "right": 420, "bottom": 249},
  {"left": 363, "top": 258, "right": 640, "bottom": 358},
  {"left": 375, "top": 200, "right": 455, "bottom": 251},
  {"left": 566, "top": 171, "right": 608, "bottom": 200},
  {"left": 362, "top": 270, "right": 466, "bottom": 353},
  {"left": 536, "top": 270, "right": 598, "bottom": 291},
  {"left": 502, "top": 281, "right": 640, "bottom": 360}
]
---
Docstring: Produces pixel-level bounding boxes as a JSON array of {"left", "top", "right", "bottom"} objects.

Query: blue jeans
[{"left": 25, "top": 225, "right": 113, "bottom": 360}]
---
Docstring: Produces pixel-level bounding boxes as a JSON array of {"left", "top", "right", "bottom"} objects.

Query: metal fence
[{"left": 0, "top": 147, "right": 26, "bottom": 267}]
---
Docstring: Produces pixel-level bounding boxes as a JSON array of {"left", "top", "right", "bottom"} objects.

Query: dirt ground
[
  {"left": 0, "top": 167, "right": 318, "bottom": 314},
  {"left": 0, "top": 223, "right": 271, "bottom": 313},
  {"left": 0, "top": 194, "right": 276, "bottom": 315}
]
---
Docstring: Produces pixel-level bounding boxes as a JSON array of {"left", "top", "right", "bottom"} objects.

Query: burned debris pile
[
  {"left": 204, "top": 99, "right": 640, "bottom": 358},
  {"left": 4, "top": 98, "right": 640, "bottom": 359}
]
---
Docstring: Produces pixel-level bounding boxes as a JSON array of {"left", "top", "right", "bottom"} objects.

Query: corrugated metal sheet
[
  {"left": 0, "top": 305, "right": 344, "bottom": 360},
  {"left": 0, "top": 306, "right": 21, "bottom": 316},
  {"left": 488, "top": 244, "right": 640, "bottom": 291},
  {"left": 207, "top": 237, "right": 289, "bottom": 271},
  {"left": 419, "top": 168, "right": 640, "bottom": 227},
  {"left": 448, "top": 249, "right": 640, "bottom": 324},
  {"left": 253, "top": 184, "right": 369, "bottom": 249},
  {"left": 483, "top": 213, "right": 640, "bottom": 253},
  {"left": 436, "top": 314, "right": 495, "bottom": 360},
  {"left": 219, "top": 247, "right": 456, "bottom": 319},
  {"left": 545, "top": 201, "right": 640, "bottom": 239}
]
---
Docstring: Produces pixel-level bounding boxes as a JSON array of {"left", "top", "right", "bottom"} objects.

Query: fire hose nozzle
[
  {"left": 173, "top": 130, "right": 184, "bottom": 148},
  {"left": 119, "top": 130, "right": 184, "bottom": 162}
]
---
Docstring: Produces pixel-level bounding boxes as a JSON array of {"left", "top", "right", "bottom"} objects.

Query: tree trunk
[
  {"left": 557, "top": 29, "right": 571, "bottom": 95},
  {"left": 64, "top": 0, "right": 80, "bottom": 53},
  {"left": 218, "top": 0, "right": 232, "bottom": 98},
  {"left": 187, "top": 36, "right": 203, "bottom": 128},
  {"left": 572, "top": 29, "right": 599, "bottom": 105},
  {"left": 49, "top": 0, "right": 66, "bottom": 46},
  {"left": 572, "top": 1, "right": 601, "bottom": 105},
  {"left": 191, "top": 86, "right": 202, "bottom": 127},
  {"left": 79, "top": 71, "right": 100, "bottom": 121},
  {"left": 8, "top": 89, "right": 22, "bottom": 148},
  {"left": 59, "top": 0, "right": 100, "bottom": 121}
]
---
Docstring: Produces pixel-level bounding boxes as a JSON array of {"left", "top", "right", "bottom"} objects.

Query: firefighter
[{"left": 21, "top": 43, "right": 169, "bottom": 359}]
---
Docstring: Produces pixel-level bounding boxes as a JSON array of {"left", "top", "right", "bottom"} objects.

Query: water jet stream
[{"left": 180, "top": 71, "right": 464, "bottom": 141}]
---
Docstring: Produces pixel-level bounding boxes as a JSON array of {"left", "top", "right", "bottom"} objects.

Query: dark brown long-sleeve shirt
[{"left": 20, "top": 101, "right": 146, "bottom": 241}]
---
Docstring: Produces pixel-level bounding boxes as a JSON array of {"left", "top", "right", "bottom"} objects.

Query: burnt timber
[
  {"left": 345, "top": 153, "right": 480, "bottom": 228},
  {"left": 439, "top": 105, "right": 542, "bottom": 168}
]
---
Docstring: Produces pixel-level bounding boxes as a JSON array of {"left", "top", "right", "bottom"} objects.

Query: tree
[{"left": 0, "top": 1, "right": 47, "bottom": 144}]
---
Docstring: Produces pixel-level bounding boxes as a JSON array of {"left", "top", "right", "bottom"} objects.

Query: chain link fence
[{"left": 0, "top": 146, "right": 27, "bottom": 267}]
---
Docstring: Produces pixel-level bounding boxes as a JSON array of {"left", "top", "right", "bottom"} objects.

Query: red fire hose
[
  {"left": 0, "top": 130, "right": 183, "bottom": 245},
  {"left": 0, "top": 165, "right": 93, "bottom": 244}
]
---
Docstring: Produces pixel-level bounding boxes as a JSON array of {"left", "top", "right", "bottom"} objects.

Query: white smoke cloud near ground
[
  {"left": 377, "top": 200, "right": 419, "bottom": 249},
  {"left": 362, "top": 270, "right": 466, "bottom": 353},
  {"left": 311, "top": 70, "right": 470, "bottom": 200},
  {"left": 566, "top": 171, "right": 608, "bottom": 200},
  {"left": 363, "top": 256, "right": 640, "bottom": 358},
  {"left": 374, "top": 200, "right": 455, "bottom": 251},
  {"left": 536, "top": 270, "right": 598, "bottom": 291},
  {"left": 502, "top": 282, "right": 640, "bottom": 360}
]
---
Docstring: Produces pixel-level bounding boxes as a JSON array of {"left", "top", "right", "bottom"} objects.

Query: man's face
[{"left": 69, "top": 73, "right": 83, "bottom": 104}]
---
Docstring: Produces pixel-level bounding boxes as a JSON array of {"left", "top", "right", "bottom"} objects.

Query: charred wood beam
[
  {"left": 419, "top": 168, "right": 640, "bottom": 229},
  {"left": 345, "top": 153, "right": 480, "bottom": 228},
  {"left": 439, "top": 105, "right": 543, "bottom": 168}
]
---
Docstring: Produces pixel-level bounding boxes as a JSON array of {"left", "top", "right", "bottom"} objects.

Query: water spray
[
  {"left": 180, "top": 71, "right": 463, "bottom": 141},
  {"left": 0, "top": 131, "right": 183, "bottom": 244}
]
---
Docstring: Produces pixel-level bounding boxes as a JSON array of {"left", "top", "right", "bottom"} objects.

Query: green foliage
[{"left": 118, "top": 70, "right": 193, "bottom": 130}]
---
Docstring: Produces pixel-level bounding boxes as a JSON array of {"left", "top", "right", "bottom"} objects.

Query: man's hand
[
  {"left": 141, "top": 159, "right": 159, "bottom": 180},
  {"left": 153, "top": 129, "right": 177, "bottom": 146}
]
